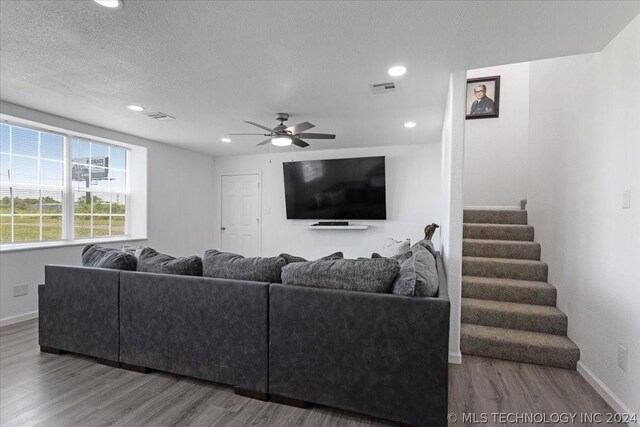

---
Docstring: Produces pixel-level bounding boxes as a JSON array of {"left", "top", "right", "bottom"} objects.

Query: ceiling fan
[{"left": 228, "top": 113, "right": 336, "bottom": 148}]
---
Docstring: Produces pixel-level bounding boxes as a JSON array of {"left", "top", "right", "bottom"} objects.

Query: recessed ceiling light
[
  {"left": 388, "top": 65, "right": 407, "bottom": 77},
  {"left": 127, "top": 105, "right": 144, "bottom": 112},
  {"left": 221, "top": 138, "right": 231, "bottom": 143},
  {"left": 272, "top": 136, "right": 292, "bottom": 147},
  {"left": 404, "top": 122, "right": 416, "bottom": 128},
  {"left": 94, "top": 0, "right": 123, "bottom": 9}
]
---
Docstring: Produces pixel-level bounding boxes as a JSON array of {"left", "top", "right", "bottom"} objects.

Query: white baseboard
[
  {"left": 464, "top": 206, "right": 521, "bottom": 210},
  {"left": 577, "top": 361, "right": 638, "bottom": 426},
  {"left": 449, "top": 351, "right": 462, "bottom": 364},
  {"left": 0, "top": 311, "right": 39, "bottom": 328}
]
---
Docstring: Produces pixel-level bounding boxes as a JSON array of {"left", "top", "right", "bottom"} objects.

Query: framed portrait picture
[{"left": 466, "top": 76, "right": 500, "bottom": 119}]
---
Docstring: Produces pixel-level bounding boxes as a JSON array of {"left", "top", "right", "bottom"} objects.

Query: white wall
[
  {"left": 440, "top": 71, "right": 467, "bottom": 363},
  {"left": 211, "top": 144, "right": 441, "bottom": 260},
  {"left": 527, "top": 15, "right": 640, "bottom": 418},
  {"left": 464, "top": 62, "right": 530, "bottom": 207},
  {"left": 0, "top": 102, "right": 216, "bottom": 323}
]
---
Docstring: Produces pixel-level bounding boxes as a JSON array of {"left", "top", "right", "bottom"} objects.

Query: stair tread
[
  {"left": 463, "top": 275, "right": 555, "bottom": 290},
  {"left": 462, "top": 297, "right": 565, "bottom": 318},
  {"left": 464, "top": 223, "right": 532, "bottom": 228},
  {"left": 463, "top": 238, "right": 539, "bottom": 245},
  {"left": 461, "top": 323, "right": 579, "bottom": 351},
  {"left": 463, "top": 256, "right": 547, "bottom": 266}
]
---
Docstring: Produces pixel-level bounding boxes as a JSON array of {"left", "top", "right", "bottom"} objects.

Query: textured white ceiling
[{"left": 1, "top": 1, "right": 638, "bottom": 156}]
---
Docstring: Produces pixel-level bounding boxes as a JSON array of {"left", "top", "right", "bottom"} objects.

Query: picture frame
[{"left": 466, "top": 75, "right": 500, "bottom": 119}]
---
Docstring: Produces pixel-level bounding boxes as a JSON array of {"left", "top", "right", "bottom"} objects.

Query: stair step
[
  {"left": 463, "top": 209, "right": 528, "bottom": 225},
  {"left": 461, "top": 298, "right": 567, "bottom": 335},
  {"left": 463, "top": 239, "right": 541, "bottom": 260},
  {"left": 461, "top": 324, "right": 580, "bottom": 370},
  {"left": 462, "top": 276, "right": 556, "bottom": 306},
  {"left": 463, "top": 256, "right": 548, "bottom": 281},
  {"left": 463, "top": 224, "right": 534, "bottom": 241}
]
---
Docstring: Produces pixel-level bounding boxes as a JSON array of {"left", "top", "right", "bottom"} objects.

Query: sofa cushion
[
  {"left": 136, "top": 247, "right": 202, "bottom": 276},
  {"left": 410, "top": 238, "right": 437, "bottom": 257},
  {"left": 81, "top": 244, "right": 137, "bottom": 271},
  {"left": 380, "top": 238, "right": 410, "bottom": 258},
  {"left": 203, "top": 249, "right": 286, "bottom": 283},
  {"left": 391, "top": 248, "right": 439, "bottom": 297},
  {"left": 372, "top": 251, "right": 413, "bottom": 264},
  {"left": 279, "top": 251, "right": 344, "bottom": 264},
  {"left": 281, "top": 258, "right": 400, "bottom": 293}
]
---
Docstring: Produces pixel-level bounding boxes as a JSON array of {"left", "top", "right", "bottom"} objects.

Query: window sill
[{"left": 0, "top": 236, "right": 148, "bottom": 253}]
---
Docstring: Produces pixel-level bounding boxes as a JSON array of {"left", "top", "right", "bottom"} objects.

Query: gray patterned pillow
[
  {"left": 203, "top": 249, "right": 286, "bottom": 283},
  {"left": 410, "top": 239, "right": 436, "bottom": 257},
  {"left": 136, "top": 247, "right": 202, "bottom": 276},
  {"left": 279, "top": 251, "right": 344, "bottom": 264},
  {"left": 372, "top": 251, "right": 413, "bottom": 264},
  {"left": 82, "top": 244, "right": 137, "bottom": 271},
  {"left": 391, "top": 249, "right": 438, "bottom": 297},
  {"left": 281, "top": 258, "right": 400, "bottom": 293}
]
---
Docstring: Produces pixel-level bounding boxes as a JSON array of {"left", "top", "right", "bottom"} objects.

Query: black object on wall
[{"left": 283, "top": 156, "right": 387, "bottom": 220}]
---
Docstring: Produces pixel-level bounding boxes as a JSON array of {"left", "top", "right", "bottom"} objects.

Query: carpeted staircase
[{"left": 460, "top": 209, "right": 580, "bottom": 369}]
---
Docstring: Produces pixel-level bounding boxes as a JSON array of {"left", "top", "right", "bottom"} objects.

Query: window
[
  {"left": 0, "top": 121, "right": 130, "bottom": 246},
  {"left": 71, "top": 138, "right": 127, "bottom": 239}
]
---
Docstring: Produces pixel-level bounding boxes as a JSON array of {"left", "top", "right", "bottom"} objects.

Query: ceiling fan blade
[
  {"left": 256, "top": 138, "right": 272, "bottom": 146},
  {"left": 286, "top": 121, "right": 315, "bottom": 134},
  {"left": 244, "top": 121, "right": 274, "bottom": 132},
  {"left": 292, "top": 138, "right": 310, "bottom": 148},
  {"left": 297, "top": 132, "right": 336, "bottom": 140},
  {"left": 228, "top": 133, "right": 268, "bottom": 135}
]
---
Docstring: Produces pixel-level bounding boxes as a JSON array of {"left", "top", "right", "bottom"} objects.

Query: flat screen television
[{"left": 283, "top": 156, "right": 386, "bottom": 220}]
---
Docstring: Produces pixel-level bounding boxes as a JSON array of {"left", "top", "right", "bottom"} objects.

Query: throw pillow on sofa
[
  {"left": 81, "top": 244, "right": 137, "bottom": 271},
  {"left": 371, "top": 251, "right": 413, "bottom": 264},
  {"left": 410, "top": 238, "right": 436, "bottom": 257},
  {"left": 203, "top": 249, "right": 286, "bottom": 283},
  {"left": 391, "top": 248, "right": 439, "bottom": 297},
  {"left": 380, "top": 238, "right": 410, "bottom": 258},
  {"left": 136, "top": 247, "right": 203, "bottom": 276},
  {"left": 281, "top": 258, "right": 400, "bottom": 293},
  {"left": 279, "top": 251, "right": 344, "bottom": 264}
]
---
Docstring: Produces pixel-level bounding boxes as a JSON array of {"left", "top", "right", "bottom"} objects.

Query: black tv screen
[{"left": 283, "top": 156, "right": 386, "bottom": 220}]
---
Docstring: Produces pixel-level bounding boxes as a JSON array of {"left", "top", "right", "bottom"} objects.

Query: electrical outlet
[
  {"left": 13, "top": 284, "right": 28, "bottom": 297},
  {"left": 617, "top": 344, "right": 628, "bottom": 371},
  {"left": 622, "top": 190, "right": 631, "bottom": 209}
]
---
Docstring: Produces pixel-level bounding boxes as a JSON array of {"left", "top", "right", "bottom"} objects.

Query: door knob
[{"left": 221, "top": 227, "right": 226, "bottom": 231}]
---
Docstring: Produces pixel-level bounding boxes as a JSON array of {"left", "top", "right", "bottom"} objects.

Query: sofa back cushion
[
  {"left": 281, "top": 258, "right": 400, "bottom": 293},
  {"left": 81, "top": 244, "right": 137, "bottom": 271},
  {"left": 410, "top": 238, "right": 437, "bottom": 257},
  {"left": 136, "top": 247, "right": 202, "bottom": 276},
  {"left": 391, "top": 248, "right": 439, "bottom": 297},
  {"left": 279, "top": 251, "right": 344, "bottom": 264},
  {"left": 203, "top": 249, "right": 286, "bottom": 283}
]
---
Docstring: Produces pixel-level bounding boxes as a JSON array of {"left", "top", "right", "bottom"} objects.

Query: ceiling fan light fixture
[
  {"left": 388, "top": 65, "right": 407, "bottom": 77},
  {"left": 94, "top": 0, "right": 123, "bottom": 9},
  {"left": 272, "top": 136, "right": 292, "bottom": 146}
]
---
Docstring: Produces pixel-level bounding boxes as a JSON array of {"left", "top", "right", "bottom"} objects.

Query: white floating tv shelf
[{"left": 307, "top": 224, "right": 369, "bottom": 230}]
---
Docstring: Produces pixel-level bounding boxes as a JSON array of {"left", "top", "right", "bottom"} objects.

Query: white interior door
[{"left": 221, "top": 174, "right": 260, "bottom": 256}]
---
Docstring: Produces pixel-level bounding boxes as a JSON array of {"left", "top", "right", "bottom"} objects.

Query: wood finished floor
[{"left": 0, "top": 319, "right": 623, "bottom": 427}]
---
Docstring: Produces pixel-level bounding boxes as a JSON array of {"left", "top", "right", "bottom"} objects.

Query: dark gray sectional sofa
[{"left": 38, "top": 253, "right": 450, "bottom": 427}]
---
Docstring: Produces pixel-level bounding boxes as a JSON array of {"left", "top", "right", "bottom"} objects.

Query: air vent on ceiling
[
  {"left": 145, "top": 112, "right": 176, "bottom": 121},
  {"left": 369, "top": 81, "right": 398, "bottom": 94}
]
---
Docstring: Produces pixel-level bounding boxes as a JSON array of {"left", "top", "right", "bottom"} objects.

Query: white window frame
[{"left": 0, "top": 114, "right": 146, "bottom": 252}]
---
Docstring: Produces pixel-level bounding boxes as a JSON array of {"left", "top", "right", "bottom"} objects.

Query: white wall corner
[{"left": 440, "top": 70, "right": 467, "bottom": 361}]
